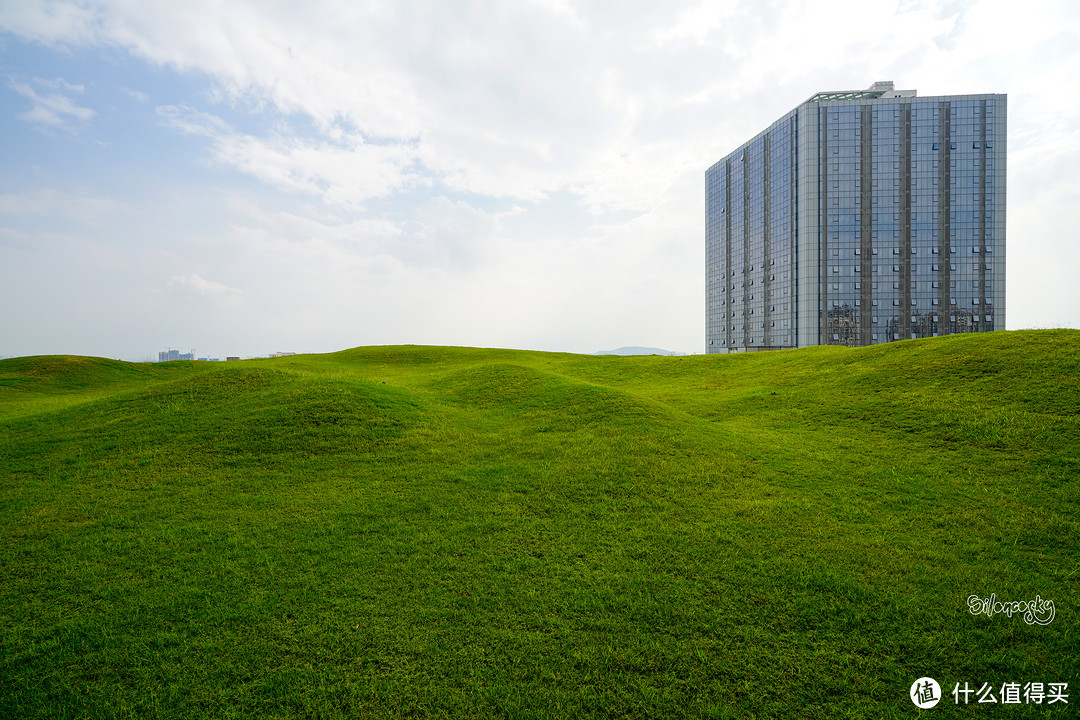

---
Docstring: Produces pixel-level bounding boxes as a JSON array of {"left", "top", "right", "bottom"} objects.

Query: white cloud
[
  {"left": 0, "top": 188, "right": 128, "bottom": 223},
  {"left": 649, "top": 0, "right": 740, "bottom": 48},
  {"left": 0, "top": 226, "right": 32, "bottom": 249},
  {"left": 225, "top": 195, "right": 402, "bottom": 243},
  {"left": 526, "top": 0, "right": 586, "bottom": 30},
  {"left": 158, "top": 105, "right": 419, "bottom": 207},
  {"left": 9, "top": 76, "right": 94, "bottom": 129},
  {"left": 122, "top": 86, "right": 149, "bottom": 101},
  {"left": 167, "top": 272, "right": 244, "bottom": 305},
  {"left": 221, "top": 194, "right": 499, "bottom": 274},
  {"left": 405, "top": 196, "right": 504, "bottom": 271},
  {"left": 0, "top": 0, "right": 100, "bottom": 44},
  {"left": 215, "top": 134, "right": 419, "bottom": 208},
  {"left": 6, "top": 1, "right": 639, "bottom": 204}
]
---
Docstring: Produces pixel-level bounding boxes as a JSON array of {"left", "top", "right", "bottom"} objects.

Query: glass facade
[
  {"left": 706, "top": 113, "right": 798, "bottom": 351},
  {"left": 706, "top": 83, "right": 1006, "bottom": 353}
]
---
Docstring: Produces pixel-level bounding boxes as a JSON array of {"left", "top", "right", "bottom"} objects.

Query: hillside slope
[{"left": 1, "top": 330, "right": 1077, "bottom": 719}]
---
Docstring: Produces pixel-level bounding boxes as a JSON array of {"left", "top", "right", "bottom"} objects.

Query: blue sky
[{"left": 1, "top": 0, "right": 1078, "bottom": 360}]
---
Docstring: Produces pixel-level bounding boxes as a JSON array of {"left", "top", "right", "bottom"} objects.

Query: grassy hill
[{"left": 1, "top": 330, "right": 1077, "bottom": 718}]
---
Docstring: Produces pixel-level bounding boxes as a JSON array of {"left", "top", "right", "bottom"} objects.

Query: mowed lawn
[{"left": 1, "top": 330, "right": 1077, "bottom": 719}]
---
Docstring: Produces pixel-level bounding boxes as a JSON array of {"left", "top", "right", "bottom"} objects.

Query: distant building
[
  {"left": 226, "top": 356, "right": 240, "bottom": 361},
  {"left": 706, "top": 81, "right": 1006, "bottom": 352},
  {"left": 158, "top": 349, "right": 180, "bottom": 362}
]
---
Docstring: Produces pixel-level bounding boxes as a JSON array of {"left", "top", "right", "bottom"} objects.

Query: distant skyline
[{"left": 2, "top": 0, "right": 1078, "bottom": 360}]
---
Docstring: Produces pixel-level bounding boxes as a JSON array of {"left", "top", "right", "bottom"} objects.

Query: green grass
[{"left": 1, "top": 330, "right": 1077, "bottom": 718}]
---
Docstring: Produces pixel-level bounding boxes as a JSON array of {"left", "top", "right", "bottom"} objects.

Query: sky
[{"left": 1, "top": 0, "right": 1078, "bottom": 360}]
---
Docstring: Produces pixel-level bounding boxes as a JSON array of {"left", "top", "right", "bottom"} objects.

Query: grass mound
[
  {"left": 0, "top": 355, "right": 145, "bottom": 390},
  {"left": 431, "top": 362, "right": 681, "bottom": 431},
  {"left": 0, "top": 331, "right": 1077, "bottom": 719},
  {"left": 2, "top": 367, "right": 423, "bottom": 485}
]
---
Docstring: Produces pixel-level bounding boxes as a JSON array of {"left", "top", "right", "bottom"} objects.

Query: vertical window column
[
  {"left": 819, "top": 107, "right": 830, "bottom": 345},
  {"left": 899, "top": 103, "right": 912, "bottom": 340},
  {"left": 724, "top": 160, "right": 733, "bottom": 350},
  {"left": 979, "top": 99, "right": 989, "bottom": 331},
  {"left": 790, "top": 117, "right": 799, "bottom": 347},
  {"left": 763, "top": 133, "right": 772, "bottom": 346},
  {"left": 743, "top": 152, "right": 751, "bottom": 347},
  {"left": 859, "top": 105, "right": 873, "bottom": 346},
  {"left": 937, "top": 100, "right": 952, "bottom": 333}
]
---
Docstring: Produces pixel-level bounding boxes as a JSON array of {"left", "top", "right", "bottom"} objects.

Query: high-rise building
[{"left": 706, "top": 81, "right": 1006, "bottom": 353}]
